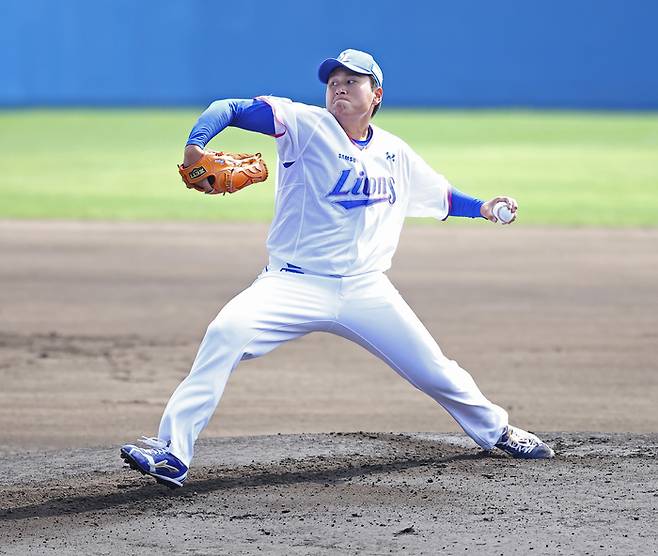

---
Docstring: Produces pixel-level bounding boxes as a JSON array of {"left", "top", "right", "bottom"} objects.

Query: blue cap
[{"left": 318, "top": 49, "right": 383, "bottom": 88}]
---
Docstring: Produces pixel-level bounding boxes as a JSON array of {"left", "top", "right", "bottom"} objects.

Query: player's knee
[{"left": 204, "top": 314, "right": 249, "bottom": 347}]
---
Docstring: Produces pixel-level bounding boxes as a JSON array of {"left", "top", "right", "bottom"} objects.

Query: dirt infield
[
  {"left": 0, "top": 221, "right": 657, "bottom": 553},
  {"left": 1, "top": 432, "right": 656, "bottom": 555}
]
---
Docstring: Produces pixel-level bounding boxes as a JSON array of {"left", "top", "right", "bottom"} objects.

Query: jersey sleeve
[
  {"left": 185, "top": 98, "right": 276, "bottom": 148},
  {"left": 404, "top": 147, "right": 452, "bottom": 220},
  {"left": 255, "top": 95, "right": 323, "bottom": 163}
]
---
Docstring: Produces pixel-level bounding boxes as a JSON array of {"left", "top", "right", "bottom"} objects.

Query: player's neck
[{"left": 337, "top": 115, "right": 372, "bottom": 142}]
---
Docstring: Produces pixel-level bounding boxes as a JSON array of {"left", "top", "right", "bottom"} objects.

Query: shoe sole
[{"left": 120, "top": 448, "right": 185, "bottom": 489}]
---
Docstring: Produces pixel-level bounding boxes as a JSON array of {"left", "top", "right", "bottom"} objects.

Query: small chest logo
[
  {"left": 338, "top": 153, "right": 357, "bottom": 163},
  {"left": 386, "top": 151, "right": 396, "bottom": 162},
  {"left": 327, "top": 169, "right": 396, "bottom": 209}
]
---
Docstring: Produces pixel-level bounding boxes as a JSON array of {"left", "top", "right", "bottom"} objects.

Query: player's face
[{"left": 326, "top": 69, "right": 382, "bottom": 121}]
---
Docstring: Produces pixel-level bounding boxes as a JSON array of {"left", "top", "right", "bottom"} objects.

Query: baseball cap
[{"left": 318, "top": 49, "right": 383, "bottom": 88}]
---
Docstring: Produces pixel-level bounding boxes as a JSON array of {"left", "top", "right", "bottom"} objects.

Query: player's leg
[
  {"left": 122, "top": 270, "right": 337, "bottom": 484},
  {"left": 157, "top": 271, "right": 338, "bottom": 466},
  {"left": 334, "top": 272, "right": 508, "bottom": 450}
]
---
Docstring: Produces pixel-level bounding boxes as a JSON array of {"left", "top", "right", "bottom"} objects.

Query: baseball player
[{"left": 121, "top": 49, "right": 554, "bottom": 488}]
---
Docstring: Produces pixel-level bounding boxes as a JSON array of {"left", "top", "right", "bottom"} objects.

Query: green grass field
[{"left": 1, "top": 109, "right": 656, "bottom": 225}]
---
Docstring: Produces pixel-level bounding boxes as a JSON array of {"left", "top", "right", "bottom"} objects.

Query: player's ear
[{"left": 373, "top": 87, "right": 383, "bottom": 106}]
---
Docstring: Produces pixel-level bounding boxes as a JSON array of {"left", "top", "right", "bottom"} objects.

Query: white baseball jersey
[{"left": 257, "top": 96, "right": 453, "bottom": 276}]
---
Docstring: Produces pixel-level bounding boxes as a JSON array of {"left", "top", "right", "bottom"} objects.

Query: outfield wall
[{"left": 2, "top": 0, "right": 657, "bottom": 109}]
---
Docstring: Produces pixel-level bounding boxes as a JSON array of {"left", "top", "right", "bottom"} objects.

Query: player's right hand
[{"left": 480, "top": 196, "right": 518, "bottom": 224}]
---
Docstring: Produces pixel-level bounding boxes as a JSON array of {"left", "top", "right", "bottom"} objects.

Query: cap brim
[{"left": 318, "top": 58, "right": 374, "bottom": 84}]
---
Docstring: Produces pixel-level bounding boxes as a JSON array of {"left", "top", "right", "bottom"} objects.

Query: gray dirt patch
[{"left": 0, "top": 433, "right": 656, "bottom": 555}]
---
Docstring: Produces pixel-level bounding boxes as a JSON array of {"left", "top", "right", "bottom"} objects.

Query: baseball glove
[{"left": 178, "top": 150, "right": 268, "bottom": 194}]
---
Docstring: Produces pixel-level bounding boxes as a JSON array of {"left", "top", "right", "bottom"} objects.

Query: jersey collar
[{"left": 350, "top": 126, "right": 373, "bottom": 149}]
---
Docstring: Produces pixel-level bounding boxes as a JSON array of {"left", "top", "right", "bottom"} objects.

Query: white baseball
[{"left": 492, "top": 202, "right": 514, "bottom": 224}]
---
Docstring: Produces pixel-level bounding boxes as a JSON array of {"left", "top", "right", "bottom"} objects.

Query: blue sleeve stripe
[
  {"left": 448, "top": 187, "right": 485, "bottom": 219},
  {"left": 186, "top": 98, "right": 275, "bottom": 147}
]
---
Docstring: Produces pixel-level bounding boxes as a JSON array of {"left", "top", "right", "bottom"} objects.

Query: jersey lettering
[{"left": 327, "top": 169, "right": 396, "bottom": 209}]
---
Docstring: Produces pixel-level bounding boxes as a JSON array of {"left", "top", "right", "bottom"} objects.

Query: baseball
[{"left": 493, "top": 201, "right": 514, "bottom": 224}]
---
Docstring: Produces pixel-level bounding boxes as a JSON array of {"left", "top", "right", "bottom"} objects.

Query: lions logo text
[{"left": 327, "top": 169, "right": 397, "bottom": 209}]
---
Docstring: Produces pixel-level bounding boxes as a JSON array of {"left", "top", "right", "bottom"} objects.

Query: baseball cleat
[
  {"left": 120, "top": 436, "right": 188, "bottom": 488},
  {"left": 495, "top": 425, "right": 555, "bottom": 459}
]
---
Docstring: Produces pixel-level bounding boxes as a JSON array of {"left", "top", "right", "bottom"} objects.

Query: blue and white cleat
[
  {"left": 120, "top": 436, "right": 188, "bottom": 488},
  {"left": 495, "top": 425, "right": 555, "bottom": 459}
]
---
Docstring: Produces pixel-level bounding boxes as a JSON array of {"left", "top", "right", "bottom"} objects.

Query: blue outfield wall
[{"left": 1, "top": 0, "right": 657, "bottom": 109}]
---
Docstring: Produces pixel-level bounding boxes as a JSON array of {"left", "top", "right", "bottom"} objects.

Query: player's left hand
[
  {"left": 480, "top": 196, "right": 518, "bottom": 224},
  {"left": 178, "top": 149, "right": 269, "bottom": 195},
  {"left": 181, "top": 145, "right": 215, "bottom": 194}
]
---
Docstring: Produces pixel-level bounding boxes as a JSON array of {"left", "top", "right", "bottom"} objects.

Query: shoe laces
[
  {"left": 502, "top": 428, "right": 540, "bottom": 453},
  {"left": 138, "top": 436, "right": 170, "bottom": 455}
]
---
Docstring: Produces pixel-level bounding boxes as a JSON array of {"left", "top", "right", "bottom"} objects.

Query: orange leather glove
[{"left": 178, "top": 150, "right": 268, "bottom": 194}]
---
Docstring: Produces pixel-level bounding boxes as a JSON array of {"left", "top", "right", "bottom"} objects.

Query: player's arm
[
  {"left": 448, "top": 188, "right": 518, "bottom": 224},
  {"left": 405, "top": 145, "right": 518, "bottom": 224},
  {"left": 182, "top": 99, "right": 276, "bottom": 191},
  {"left": 448, "top": 188, "right": 484, "bottom": 219},
  {"left": 186, "top": 98, "right": 275, "bottom": 149}
]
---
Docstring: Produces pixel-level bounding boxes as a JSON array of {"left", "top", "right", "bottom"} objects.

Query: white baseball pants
[{"left": 158, "top": 263, "right": 508, "bottom": 466}]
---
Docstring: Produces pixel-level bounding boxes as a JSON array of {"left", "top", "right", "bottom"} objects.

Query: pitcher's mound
[{"left": 1, "top": 432, "right": 656, "bottom": 554}]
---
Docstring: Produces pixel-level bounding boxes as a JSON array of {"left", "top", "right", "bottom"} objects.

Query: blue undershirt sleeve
[
  {"left": 448, "top": 187, "right": 485, "bottom": 219},
  {"left": 186, "top": 99, "right": 275, "bottom": 147}
]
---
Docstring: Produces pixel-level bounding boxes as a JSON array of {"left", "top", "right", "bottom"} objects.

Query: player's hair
[{"left": 369, "top": 76, "right": 381, "bottom": 117}]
